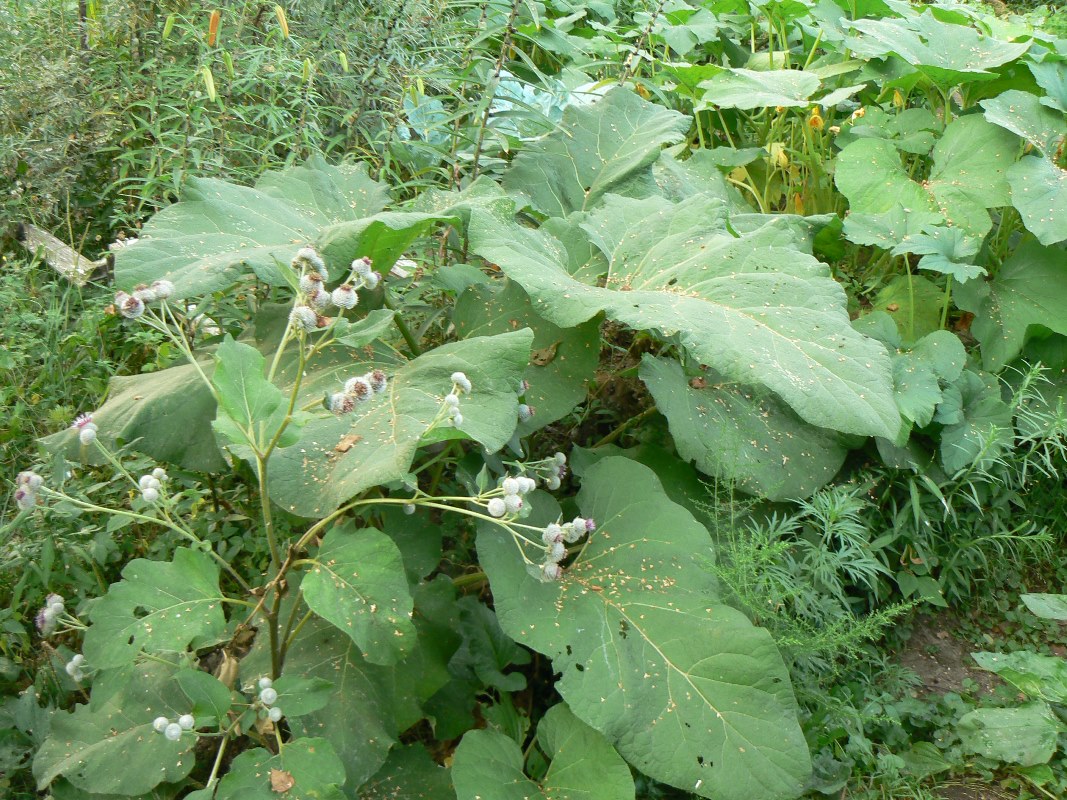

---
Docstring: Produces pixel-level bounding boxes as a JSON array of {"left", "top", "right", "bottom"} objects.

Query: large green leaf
[
  {"left": 212, "top": 336, "right": 297, "bottom": 457},
  {"left": 251, "top": 615, "right": 400, "bottom": 788},
  {"left": 956, "top": 241, "right": 1067, "bottom": 371},
  {"left": 981, "top": 90, "right": 1066, "bottom": 154},
  {"left": 479, "top": 458, "right": 811, "bottom": 799},
  {"left": 846, "top": 12, "right": 1031, "bottom": 86},
  {"left": 1022, "top": 593, "right": 1067, "bottom": 621},
  {"left": 696, "top": 67, "right": 862, "bottom": 110},
  {"left": 356, "top": 745, "right": 452, "bottom": 799},
  {"left": 468, "top": 194, "right": 899, "bottom": 438},
  {"left": 972, "top": 651, "right": 1067, "bottom": 704},
  {"left": 957, "top": 702, "right": 1058, "bottom": 766},
  {"left": 301, "top": 525, "right": 416, "bottom": 666},
  {"left": 116, "top": 157, "right": 390, "bottom": 299},
  {"left": 890, "top": 329, "right": 967, "bottom": 429},
  {"left": 83, "top": 548, "right": 226, "bottom": 670},
  {"left": 501, "top": 87, "right": 689, "bottom": 217},
  {"left": 1008, "top": 156, "right": 1067, "bottom": 246},
  {"left": 266, "top": 329, "right": 533, "bottom": 517},
  {"left": 836, "top": 116, "right": 1018, "bottom": 240},
  {"left": 40, "top": 362, "right": 223, "bottom": 472},
  {"left": 33, "top": 663, "right": 197, "bottom": 795},
  {"left": 216, "top": 738, "right": 346, "bottom": 800},
  {"left": 454, "top": 281, "right": 599, "bottom": 435},
  {"left": 935, "top": 369, "right": 1012, "bottom": 473},
  {"left": 452, "top": 704, "right": 635, "bottom": 800},
  {"left": 639, "top": 356, "right": 847, "bottom": 500}
]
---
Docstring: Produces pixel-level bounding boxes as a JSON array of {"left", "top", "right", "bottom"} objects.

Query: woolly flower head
[
  {"left": 151, "top": 280, "right": 175, "bottom": 300},
  {"left": 72, "top": 414, "right": 98, "bottom": 445},
  {"left": 344, "top": 377, "right": 373, "bottom": 401},
  {"left": 328, "top": 392, "right": 356, "bottom": 414},
  {"left": 352, "top": 256, "right": 373, "bottom": 279},
  {"left": 367, "top": 369, "right": 388, "bottom": 395},
  {"left": 292, "top": 246, "right": 327, "bottom": 279},
  {"left": 451, "top": 372, "right": 472, "bottom": 394},
  {"left": 540, "top": 562, "right": 562, "bottom": 581},
  {"left": 299, "top": 272, "right": 325, "bottom": 295},
  {"left": 289, "top": 305, "right": 318, "bottom": 332},
  {"left": 36, "top": 593, "right": 65, "bottom": 635},
  {"left": 114, "top": 291, "right": 145, "bottom": 320},
  {"left": 331, "top": 284, "right": 358, "bottom": 310}
]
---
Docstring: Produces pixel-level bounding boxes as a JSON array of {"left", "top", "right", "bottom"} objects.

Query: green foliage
[{"left": 4, "top": 2, "right": 1067, "bottom": 799}]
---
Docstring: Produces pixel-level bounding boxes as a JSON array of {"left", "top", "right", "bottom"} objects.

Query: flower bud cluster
[
  {"left": 153, "top": 713, "right": 196, "bottom": 741},
  {"left": 71, "top": 413, "right": 98, "bottom": 446},
  {"left": 35, "top": 593, "right": 65, "bottom": 636},
  {"left": 487, "top": 473, "right": 537, "bottom": 518},
  {"left": 139, "top": 468, "right": 167, "bottom": 504},
  {"left": 538, "top": 516, "right": 596, "bottom": 581},
  {"left": 114, "top": 280, "right": 175, "bottom": 320},
  {"left": 65, "top": 653, "right": 86, "bottom": 682},
  {"left": 256, "top": 677, "right": 283, "bottom": 722},
  {"left": 328, "top": 369, "right": 388, "bottom": 414},
  {"left": 14, "top": 470, "right": 43, "bottom": 512},
  {"left": 444, "top": 372, "right": 471, "bottom": 427}
]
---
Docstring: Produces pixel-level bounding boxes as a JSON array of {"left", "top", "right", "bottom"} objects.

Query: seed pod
[
  {"left": 274, "top": 4, "right": 289, "bottom": 38},
  {"left": 207, "top": 9, "right": 221, "bottom": 47},
  {"left": 200, "top": 66, "right": 217, "bottom": 102}
]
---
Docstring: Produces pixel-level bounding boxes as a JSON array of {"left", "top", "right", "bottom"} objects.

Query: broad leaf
[
  {"left": 981, "top": 90, "right": 1066, "bottom": 154},
  {"left": 250, "top": 616, "right": 400, "bottom": 787},
  {"left": 502, "top": 87, "right": 689, "bottom": 217},
  {"left": 1021, "top": 593, "right": 1067, "bottom": 621},
  {"left": 479, "top": 457, "right": 811, "bottom": 799},
  {"left": 41, "top": 362, "right": 223, "bottom": 472},
  {"left": 639, "top": 356, "right": 847, "bottom": 500},
  {"left": 454, "top": 281, "right": 599, "bottom": 435},
  {"left": 302, "top": 525, "right": 416, "bottom": 666},
  {"left": 174, "top": 669, "right": 232, "bottom": 720},
  {"left": 452, "top": 704, "right": 634, "bottom": 800},
  {"left": 957, "top": 702, "right": 1058, "bottom": 766},
  {"left": 216, "top": 738, "right": 346, "bottom": 800},
  {"left": 357, "top": 745, "right": 452, "bottom": 799},
  {"left": 890, "top": 329, "right": 967, "bottom": 429},
  {"left": 267, "top": 329, "right": 534, "bottom": 517},
  {"left": 846, "top": 12, "right": 1031, "bottom": 86},
  {"left": 1008, "top": 156, "right": 1067, "bottom": 246},
  {"left": 212, "top": 336, "right": 296, "bottom": 457},
  {"left": 449, "top": 596, "right": 531, "bottom": 693},
  {"left": 84, "top": 548, "right": 226, "bottom": 670},
  {"left": 33, "top": 663, "right": 197, "bottom": 795},
  {"left": 837, "top": 116, "right": 1018, "bottom": 240},
  {"left": 972, "top": 651, "right": 1067, "bottom": 704},
  {"left": 936, "top": 370, "right": 1012, "bottom": 473},
  {"left": 468, "top": 195, "right": 899, "bottom": 438},
  {"left": 956, "top": 241, "right": 1067, "bottom": 371},
  {"left": 116, "top": 157, "right": 390, "bottom": 299},
  {"left": 697, "top": 68, "right": 820, "bottom": 109},
  {"left": 891, "top": 226, "right": 984, "bottom": 282},
  {"left": 270, "top": 676, "right": 334, "bottom": 718}
]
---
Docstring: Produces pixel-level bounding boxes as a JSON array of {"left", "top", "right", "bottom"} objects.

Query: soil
[{"left": 896, "top": 611, "right": 1002, "bottom": 698}]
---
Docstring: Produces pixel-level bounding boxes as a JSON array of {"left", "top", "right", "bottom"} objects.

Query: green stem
[
  {"left": 381, "top": 290, "right": 421, "bottom": 356},
  {"left": 592, "top": 406, "right": 658, "bottom": 448},
  {"left": 257, "top": 456, "right": 282, "bottom": 569},
  {"left": 939, "top": 280, "right": 953, "bottom": 330}
]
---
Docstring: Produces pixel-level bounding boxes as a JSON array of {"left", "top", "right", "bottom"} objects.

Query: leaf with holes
[
  {"left": 216, "top": 738, "right": 346, "bottom": 800},
  {"left": 452, "top": 704, "right": 634, "bottom": 800},
  {"left": 479, "top": 457, "right": 810, "bottom": 800},
  {"left": 33, "top": 663, "right": 197, "bottom": 795},
  {"left": 83, "top": 548, "right": 226, "bottom": 670},
  {"left": 639, "top": 356, "right": 847, "bottom": 500},
  {"left": 1008, "top": 156, "right": 1067, "bottom": 246},
  {"left": 266, "top": 329, "right": 533, "bottom": 517},
  {"left": 468, "top": 194, "right": 898, "bottom": 438},
  {"left": 301, "top": 525, "right": 416, "bottom": 666}
]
